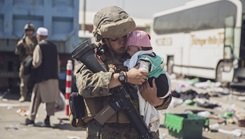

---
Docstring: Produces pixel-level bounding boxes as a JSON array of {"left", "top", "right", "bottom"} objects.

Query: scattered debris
[
  {"left": 16, "top": 108, "right": 29, "bottom": 116},
  {"left": 5, "top": 125, "right": 19, "bottom": 131},
  {"left": 218, "top": 129, "right": 242, "bottom": 137},
  {"left": 2, "top": 98, "right": 8, "bottom": 102},
  {"left": 67, "top": 136, "right": 80, "bottom": 139}
]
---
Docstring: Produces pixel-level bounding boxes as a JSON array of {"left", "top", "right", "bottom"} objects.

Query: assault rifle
[{"left": 71, "top": 40, "right": 155, "bottom": 139}]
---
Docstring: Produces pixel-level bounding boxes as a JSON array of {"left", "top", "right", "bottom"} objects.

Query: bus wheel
[
  {"left": 216, "top": 62, "right": 224, "bottom": 82},
  {"left": 167, "top": 56, "right": 174, "bottom": 74}
]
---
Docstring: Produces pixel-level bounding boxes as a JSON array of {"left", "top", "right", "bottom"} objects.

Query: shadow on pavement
[
  {"left": 53, "top": 123, "right": 86, "bottom": 131},
  {"left": 21, "top": 121, "right": 85, "bottom": 131},
  {"left": 1, "top": 92, "right": 32, "bottom": 101}
]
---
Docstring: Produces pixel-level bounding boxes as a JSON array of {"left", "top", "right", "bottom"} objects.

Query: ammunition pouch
[{"left": 69, "top": 92, "right": 88, "bottom": 128}]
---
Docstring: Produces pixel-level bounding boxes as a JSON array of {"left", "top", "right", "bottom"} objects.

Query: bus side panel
[
  {"left": 151, "top": 33, "right": 185, "bottom": 73},
  {"left": 188, "top": 29, "right": 224, "bottom": 79},
  {"left": 151, "top": 28, "right": 225, "bottom": 79}
]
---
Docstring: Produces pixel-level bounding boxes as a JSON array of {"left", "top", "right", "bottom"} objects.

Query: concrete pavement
[
  {"left": 0, "top": 92, "right": 86, "bottom": 139},
  {"left": 1, "top": 88, "right": 245, "bottom": 139}
]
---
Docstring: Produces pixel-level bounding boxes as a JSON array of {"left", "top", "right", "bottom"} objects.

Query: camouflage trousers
[
  {"left": 19, "top": 64, "right": 30, "bottom": 99},
  {"left": 86, "top": 120, "right": 159, "bottom": 139}
]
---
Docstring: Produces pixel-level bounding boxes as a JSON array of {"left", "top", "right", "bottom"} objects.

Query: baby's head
[{"left": 126, "top": 30, "right": 152, "bottom": 56}]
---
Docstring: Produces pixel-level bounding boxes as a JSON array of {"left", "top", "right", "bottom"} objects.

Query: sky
[{"left": 80, "top": 0, "right": 192, "bottom": 19}]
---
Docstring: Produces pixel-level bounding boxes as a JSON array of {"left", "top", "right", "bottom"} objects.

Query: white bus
[{"left": 151, "top": 0, "right": 245, "bottom": 82}]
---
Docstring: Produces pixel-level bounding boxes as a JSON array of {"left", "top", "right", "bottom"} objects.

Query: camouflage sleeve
[
  {"left": 15, "top": 39, "right": 25, "bottom": 55},
  {"left": 155, "top": 95, "right": 172, "bottom": 110},
  {"left": 75, "top": 62, "right": 113, "bottom": 98}
]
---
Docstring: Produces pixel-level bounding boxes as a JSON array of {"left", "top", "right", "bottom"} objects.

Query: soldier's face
[
  {"left": 25, "top": 30, "right": 34, "bottom": 38},
  {"left": 108, "top": 36, "right": 127, "bottom": 54}
]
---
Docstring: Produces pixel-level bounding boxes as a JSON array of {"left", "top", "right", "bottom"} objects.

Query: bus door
[
  {"left": 182, "top": 33, "right": 191, "bottom": 75},
  {"left": 240, "top": 0, "right": 245, "bottom": 62},
  {"left": 224, "top": 16, "right": 235, "bottom": 60},
  {"left": 240, "top": 14, "right": 245, "bottom": 64},
  {"left": 218, "top": 16, "right": 235, "bottom": 82},
  {"left": 230, "top": 15, "right": 245, "bottom": 82}
]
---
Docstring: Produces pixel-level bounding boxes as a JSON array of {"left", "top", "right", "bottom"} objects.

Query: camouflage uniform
[
  {"left": 75, "top": 6, "right": 171, "bottom": 139},
  {"left": 75, "top": 43, "right": 171, "bottom": 139},
  {"left": 15, "top": 24, "right": 37, "bottom": 101}
]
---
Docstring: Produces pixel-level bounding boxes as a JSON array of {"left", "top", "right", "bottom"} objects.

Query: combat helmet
[
  {"left": 24, "top": 23, "right": 35, "bottom": 31},
  {"left": 93, "top": 6, "right": 136, "bottom": 42}
]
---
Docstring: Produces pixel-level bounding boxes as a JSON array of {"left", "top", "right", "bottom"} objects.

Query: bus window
[
  {"left": 151, "top": 0, "right": 242, "bottom": 83},
  {"left": 153, "top": 1, "right": 237, "bottom": 35}
]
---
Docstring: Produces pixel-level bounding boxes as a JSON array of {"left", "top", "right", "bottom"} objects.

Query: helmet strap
[{"left": 102, "top": 39, "right": 112, "bottom": 50}]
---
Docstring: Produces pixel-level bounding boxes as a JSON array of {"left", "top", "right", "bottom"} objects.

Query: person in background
[
  {"left": 15, "top": 23, "right": 37, "bottom": 102},
  {"left": 124, "top": 30, "right": 172, "bottom": 131},
  {"left": 24, "top": 27, "right": 59, "bottom": 127},
  {"left": 75, "top": 6, "right": 172, "bottom": 138}
]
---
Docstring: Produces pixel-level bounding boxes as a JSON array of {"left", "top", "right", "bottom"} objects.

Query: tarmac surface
[
  {"left": 1, "top": 81, "right": 245, "bottom": 139},
  {"left": 0, "top": 92, "right": 86, "bottom": 139}
]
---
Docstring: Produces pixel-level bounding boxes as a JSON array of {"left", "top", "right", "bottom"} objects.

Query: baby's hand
[{"left": 137, "top": 61, "right": 150, "bottom": 73}]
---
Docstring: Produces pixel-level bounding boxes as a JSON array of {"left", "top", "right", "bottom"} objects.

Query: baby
[{"left": 124, "top": 30, "right": 171, "bottom": 98}]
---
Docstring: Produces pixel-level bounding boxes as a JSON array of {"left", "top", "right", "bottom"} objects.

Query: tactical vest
[
  {"left": 102, "top": 46, "right": 140, "bottom": 122},
  {"left": 83, "top": 45, "right": 139, "bottom": 124},
  {"left": 100, "top": 44, "right": 129, "bottom": 72},
  {"left": 24, "top": 36, "right": 37, "bottom": 56},
  {"left": 17, "top": 36, "right": 37, "bottom": 62}
]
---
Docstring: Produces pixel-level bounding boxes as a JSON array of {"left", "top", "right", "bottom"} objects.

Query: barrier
[{"left": 65, "top": 60, "right": 73, "bottom": 116}]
